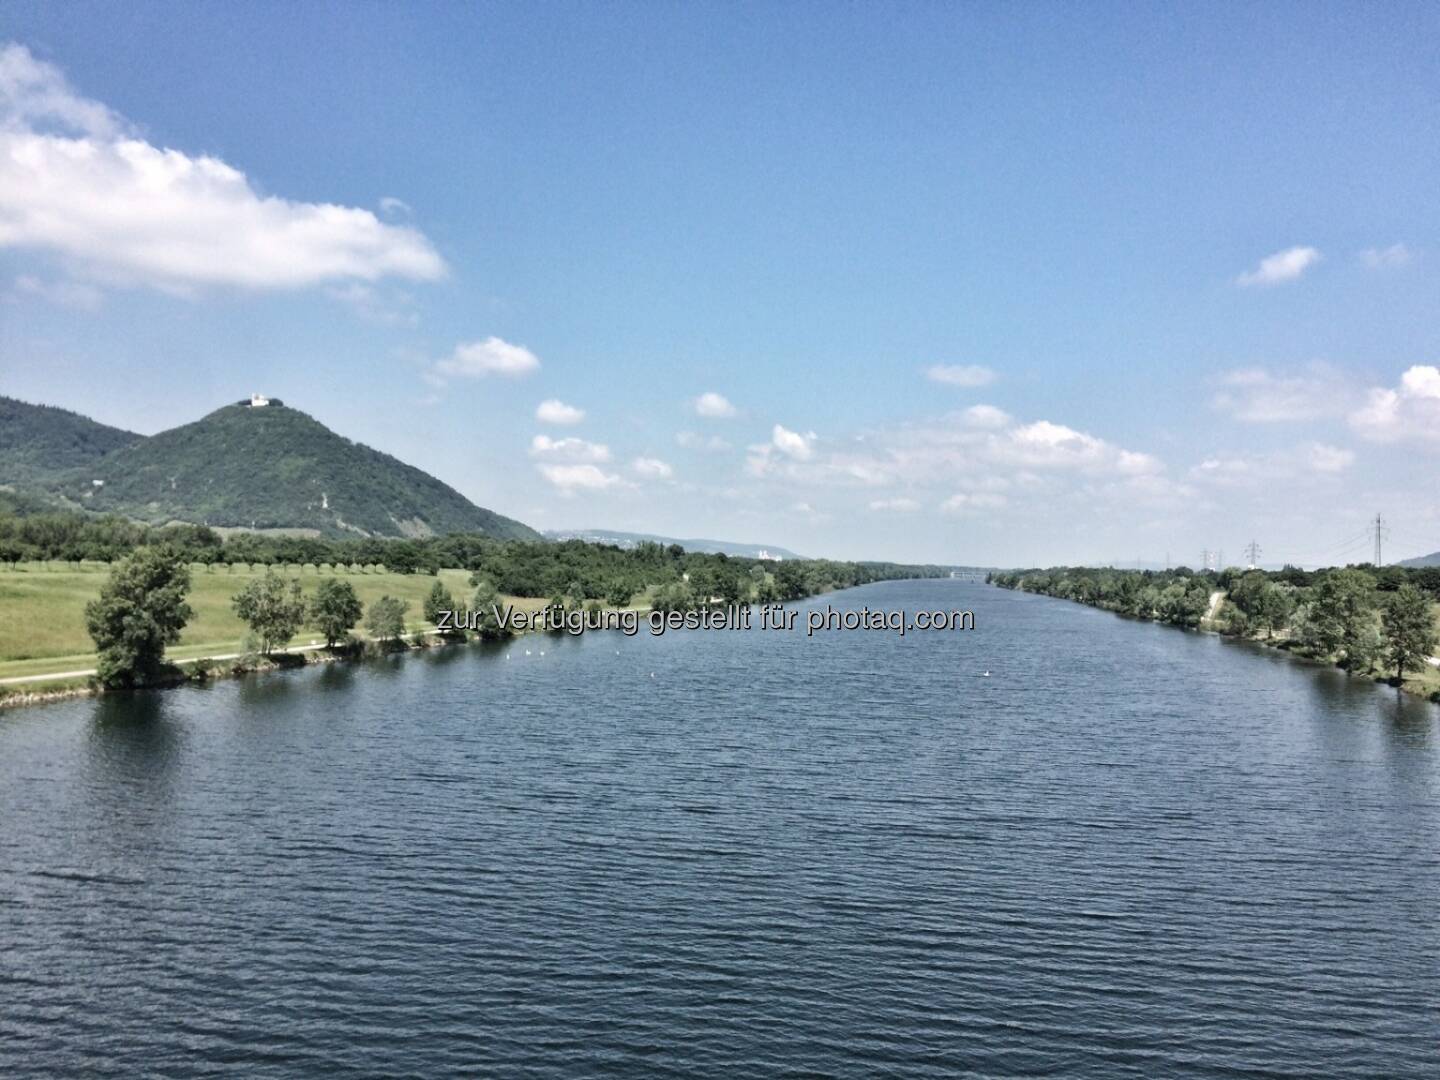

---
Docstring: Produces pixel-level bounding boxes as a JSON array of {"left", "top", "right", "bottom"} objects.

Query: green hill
[
  {"left": 0, "top": 396, "right": 140, "bottom": 487},
  {"left": 2, "top": 397, "right": 539, "bottom": 541}
]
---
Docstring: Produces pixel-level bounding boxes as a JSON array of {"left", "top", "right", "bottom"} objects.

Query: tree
[
  {"left": 310, "top": 578, "right": 363, "bottom": 647},
  {"left": 365, "top": 595, "right": 409, "bottom": 644},
  {"left": 469, "top": 579, "right": 511, "bottom": 640},
  {"left": 84, "top": 546, "right": 193, "bottom": 688},
  {"left": 1381, "top": 584, "right": 1438, "bottom": 681},
  {"left": 1307, "top": 569, "right": 1378, "bottom": 671},
  {"left": 1255, "top": 583, "right": 1295, "bottom": 640},
  {"left": 232, "top": 572, "right": 307, "bottom": 656},
  {"left": 423, "top": 579, "right": 458, "bottom": 634}
]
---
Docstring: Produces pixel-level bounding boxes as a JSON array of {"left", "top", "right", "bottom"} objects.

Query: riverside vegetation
[
  {"left": 0, "top": 503, "right": 948, "bottom": 701},
  {"left": 990, "top": 564, "right": 1440, "bottom": 701}
]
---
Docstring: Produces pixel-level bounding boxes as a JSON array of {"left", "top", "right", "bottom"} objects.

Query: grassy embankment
[{"left": 0, "top": 562, "right": 550, "bottom": 693}]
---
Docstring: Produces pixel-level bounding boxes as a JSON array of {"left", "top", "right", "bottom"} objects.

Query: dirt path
[{"left": 0, "top": 629, "right": 440, "bottom": 687}]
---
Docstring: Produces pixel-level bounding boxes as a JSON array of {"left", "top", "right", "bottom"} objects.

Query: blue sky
[{"left": 3, "top": 3, "right": 1440, "bottom": 566}]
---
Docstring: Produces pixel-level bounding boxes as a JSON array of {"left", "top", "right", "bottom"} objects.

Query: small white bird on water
[{"left": 982, "top": 670, "right": 991, "bottom": 677}]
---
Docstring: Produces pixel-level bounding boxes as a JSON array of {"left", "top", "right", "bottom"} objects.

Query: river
[{"left": 2, "top": 580, "right": 1437, "bottom": 1077}]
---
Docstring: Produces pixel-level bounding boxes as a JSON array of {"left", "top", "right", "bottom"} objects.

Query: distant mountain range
[
  {"left": 1397, "top": 551, "right": 1440, "bottom": 568},
  {"left": 0, "top": 395, "right": 539, "bottom": 541},
  {"left": 545, "top": 528, "right": 805, "bottom": 560}
]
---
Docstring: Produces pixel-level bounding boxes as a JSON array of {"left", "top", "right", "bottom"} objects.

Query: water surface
[{"left": 3, "top": 581, "right": 1438, "bottom": 1077}]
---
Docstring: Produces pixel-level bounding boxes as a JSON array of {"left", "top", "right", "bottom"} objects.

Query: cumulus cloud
[
  {"left": 0, "top": 43, "right": 445, "bottom": 293},
  {"left": 925, "top": 364, "right": 996, "bottom": 387},
  {"left": 1236, "top": 245, "right": 1321, "bottom": 287},
  {"left": 535, "top": 399, "right": 584, "bottom": 425},
  {"left": 1211, "top": 364, "right": 1351, "bottom": 423},
  {"left": 693, "top": 391, "right": 736, "bottom": 418},
  {"left": 433, "top": 337, "right": 540, "bottom": 380},
  {"left": 529, "top": 434, "right": 610, "bottom": 463},
  {"left": 1359, "top": 243, "right": 1412, "bottom": 269},
  {"left": 770, "top": 424, "right": 816, "bottom": 460},
  {"left": 961, "top": 404, "right": 1011, "bottom": 429},
  {"left": 1349, "top": 365, "right": 1440, "bottom": 443},
  {"left": 537, "top": 464, "right": 623, "bottom": 494},
  {"left": 631, "top": 456, "right": 674, "bottom": 480}
]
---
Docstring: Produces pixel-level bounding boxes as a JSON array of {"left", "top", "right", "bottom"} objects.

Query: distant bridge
[{"left": 946, "top": 570, "right": 989, "bottom": 582}]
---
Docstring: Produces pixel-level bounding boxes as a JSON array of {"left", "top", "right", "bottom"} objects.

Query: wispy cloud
[
  {"left": 925, "top": 364, "right": 996, "bottom": 387},
  {"left": 537, "top": 464, "right": 623, "bottom": 494},
  {"left": 1236, "top": 245, "right": 1321, "bottom": 287},
  {"left": 0, "top": 43, "right": 445, "bottom": 293},
  {"left": 1359, "top": 243, "right": 1412, "bottom": 269},
  {"left": 432, "top": 337, "right": 540, "bottom": 381},
  {"left": 1211, "top": 364, "right": 1351, "bottom": 422},
  {"left": 529, "top": 434, "right": 610, "bottom": 463},
  {"left": 631, "top": 456, "right": 674, "bottom": 480}
]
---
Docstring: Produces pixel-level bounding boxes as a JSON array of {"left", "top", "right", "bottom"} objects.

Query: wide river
[{"left": 3, "top": 580, "right": 1438, "bottom": 1077}]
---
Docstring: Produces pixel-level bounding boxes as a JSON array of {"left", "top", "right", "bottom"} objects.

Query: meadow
[{"left": 0, "top": 563, "right": 547, "bottom": 682}]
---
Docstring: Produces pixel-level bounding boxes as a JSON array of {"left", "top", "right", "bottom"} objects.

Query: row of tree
[
  {"left": 84, "top": 550, "right": 424, "bottom": 688},
  {"left": 988, "top": 564, "right": 1439, "bottom": 684},
  {"left": 2, "top": 506, "right": 947, "bottom": 602}
]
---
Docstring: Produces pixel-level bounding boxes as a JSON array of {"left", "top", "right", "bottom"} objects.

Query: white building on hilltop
[{"left": 248, "top": 393, "right": 270, "bottom": 408}]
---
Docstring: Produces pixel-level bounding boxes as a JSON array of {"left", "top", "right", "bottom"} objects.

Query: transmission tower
[
  {"left": 1373, "top": 513, "right": 1388, "bottom": 566},
  {"left": 1244, "top": 539, "right": 1261, "bottom": 569},
  {"left": 1200, "top": 548, "right": 1212, "bottom": 571}
]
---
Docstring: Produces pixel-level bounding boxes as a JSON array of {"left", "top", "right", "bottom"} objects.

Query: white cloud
[
  {"left": 433, "top": 337, "right": 540, "bottom": 380},
  {"left": 324, "top": 282, "right": 418, "bottom": 327},
  {"left": 770, "top": 424, "right": 815, "bottom": 460},
  {"left": 378, "top": 196, "right": 412, "bottom": 217},
  {"left": 693, "top": 391, "right": 736, "bottom": 418},
  {"left": 1349, "top": 365, "right": 1440, "bottom": 443},
  {"left": 1211, "top": 364, "right": 1351, "bottom": 422},
  {"left": 529, "top": 434, "right": 610, "bottom": 462},
  {"left": 675, "top": 430, "right": 731, "bottom": 451},
  {"left": 1236, "top": 245, "right": 1321, "bottom": 287},
  {"left": 961, "top": 404, "right": 1011, "bottom": 429},
  {"left": 1359, "top": 243, "right": 1412, "bottom": 269},
  {"left": 925, "top": 364, "right": 996, "bottom": 387},
  {"left": 868, "top": 497, "right": 920, "bottom": 512},
  {"left": 537, "top": 464, "right": 622, "bottom": 494},
  {"left": 1189, "top": 442, "right": 1355, "bottom": 487},
  {"left": 631, "top": 456, "right": 674, "bottom": 480},
  {"left": 0, "top": 44, "right": 445, "bottom": 293},
  {"left": 535, "top": 398, "right": 585, "bottom": 425}
]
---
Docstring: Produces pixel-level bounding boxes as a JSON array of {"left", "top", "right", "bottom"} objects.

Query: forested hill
[
  {"left": 0, "top": 396, "right": 140, "bottom": 487},
  {"left": 1, "top": 397, "right": 539, "bottom": 541}
]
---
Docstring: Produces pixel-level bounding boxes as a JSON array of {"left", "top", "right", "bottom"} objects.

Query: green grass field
[{"left": 0, "top": 563, "right": 548, "bottom": 682}]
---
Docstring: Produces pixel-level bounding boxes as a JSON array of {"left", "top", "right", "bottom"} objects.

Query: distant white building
[
  {"left": 756, "top": 549, "right": 782, "bottom": 562},
  {"left": 249, "top": 393, "right": 270, "bottom": 408}
]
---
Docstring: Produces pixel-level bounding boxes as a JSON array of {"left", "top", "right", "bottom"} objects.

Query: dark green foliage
[
  {"left": 310, "top": 578, "right": 363, "bottom": 647},
  {"left": 0, "top": 396, "right": 140, "bottom": 488},
  {"left": 83, "top": 546, "right": 192, "bottom": 688},
  {"left": 423, "top": 580, "right": 460, "bottom": 635},
  {"left": 11, "top": 398, "right": 538, "bottom": 541},
  {"left": 233, "top": 572, "right": 307, "bottom": 655},
  {"left": 467, "top": 579, "right": 511, "bottom": 640},
  {"left": 365, "top": 595, "right": 409, "bottom": 644},
  {"left": 1381, "top": 584, "right": 1438, "bottom": 680},
  {"left": 1304, "top": 569, "right": 1379, "bottom": 671}
]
